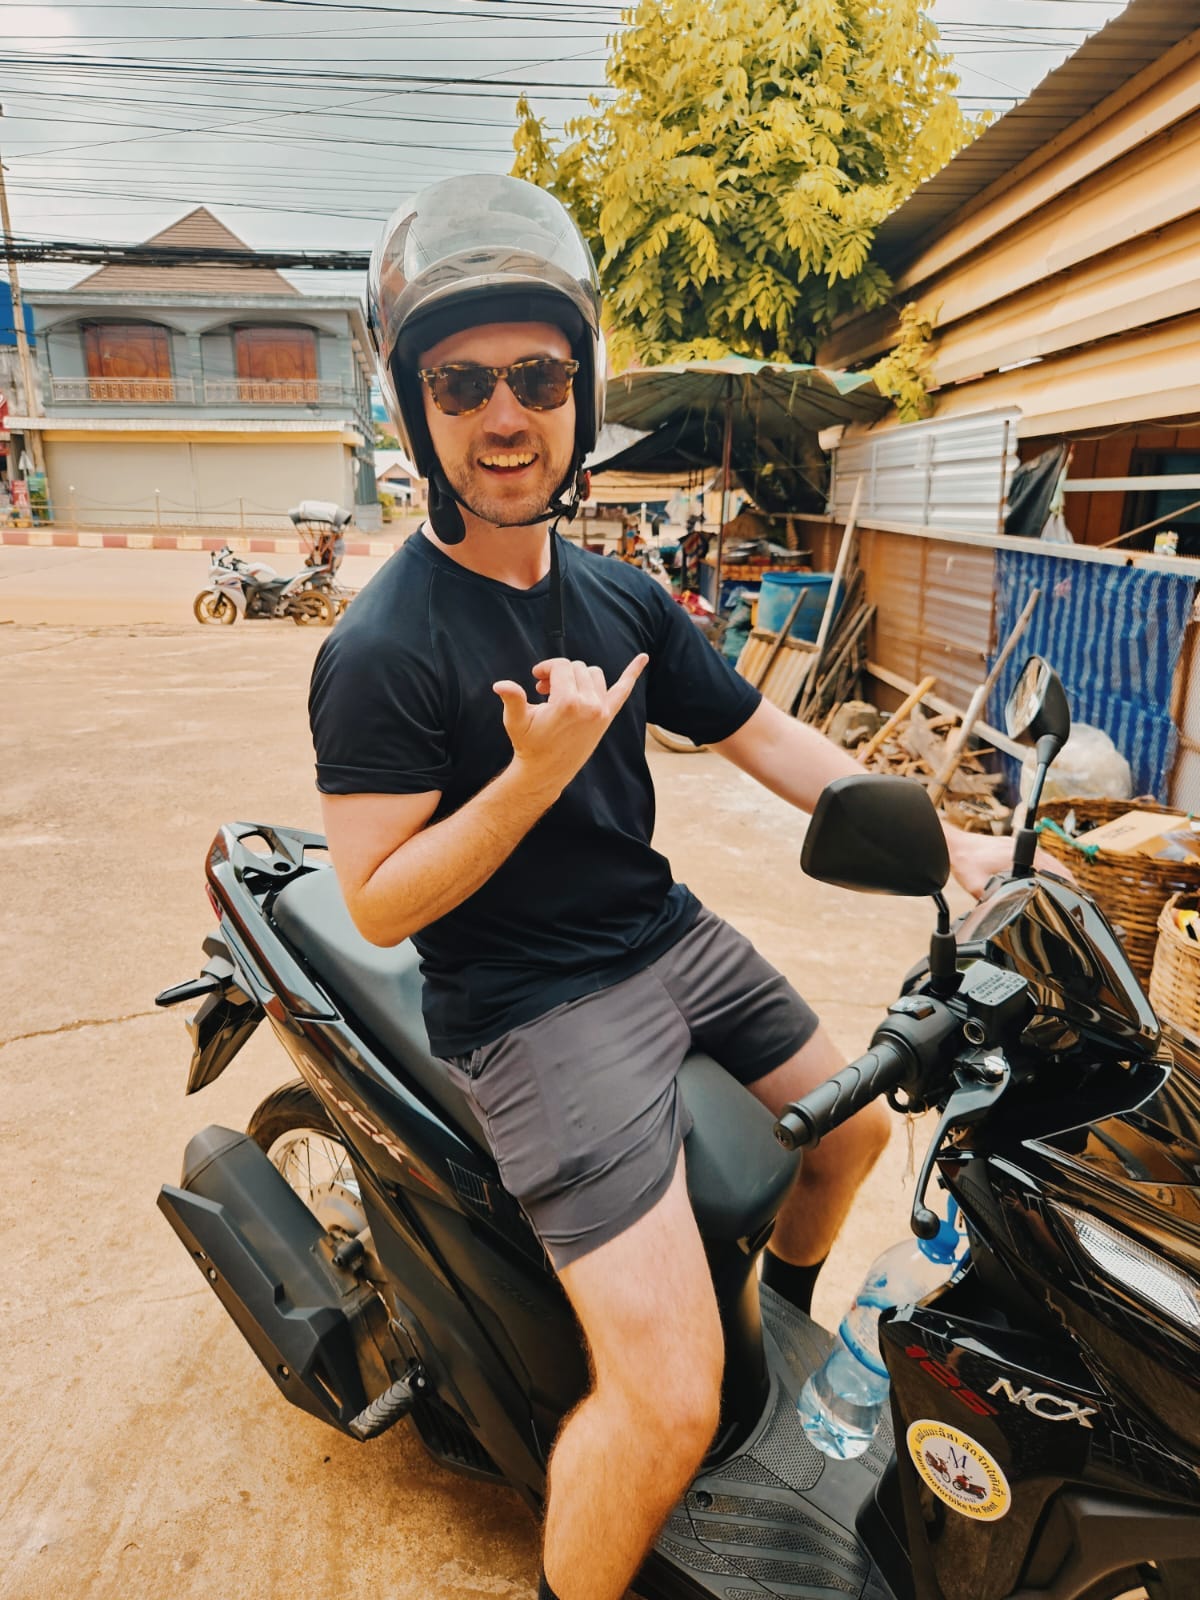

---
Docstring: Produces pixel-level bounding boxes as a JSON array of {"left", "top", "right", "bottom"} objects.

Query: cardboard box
[{"left": 1081, "top": 808, "right": 1200, "bottom": 862}]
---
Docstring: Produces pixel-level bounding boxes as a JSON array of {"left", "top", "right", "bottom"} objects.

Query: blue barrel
[{"left": 757, "top": 572, "right": 838, "bottom": 641}]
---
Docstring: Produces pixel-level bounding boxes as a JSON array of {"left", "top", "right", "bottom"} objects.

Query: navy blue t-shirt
[{"left": 308, "top": 531, "right": 760, "bottom": 1055}]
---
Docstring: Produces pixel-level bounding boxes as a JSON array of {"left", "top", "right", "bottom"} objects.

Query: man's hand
[
  {"left": 494, "top": 653, "right": 649, "bottom": 797},
  {"left": 945, "top": 824, "right": 1069, "bottom": 900}
]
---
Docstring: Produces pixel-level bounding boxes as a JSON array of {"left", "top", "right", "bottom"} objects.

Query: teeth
[{"left": 480, "top": 453, "right": 535, "bottom": 469}]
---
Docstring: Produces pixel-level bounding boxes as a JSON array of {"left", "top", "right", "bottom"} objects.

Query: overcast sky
[{"left": 3, "top": 0, "right": 1129, "bottom": 292}]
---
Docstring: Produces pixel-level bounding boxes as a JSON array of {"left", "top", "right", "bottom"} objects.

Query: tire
[
  {"left": 193, "top": 590, "right": 236, "bottom": 625},
  {"left": 291, "top": 589, "right": 336, "bottom": 626},
  {"left": 248, "top": 1080, "right": 365, "bottom": 1240},
  {"left": 648, "top": 724, "right": 706, "bottom": 754}
]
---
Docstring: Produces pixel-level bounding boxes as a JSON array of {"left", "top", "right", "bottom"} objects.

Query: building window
[
  {"left": 83, "top": 322, "right": 175, "bottom": 400},
  {"left": 234, "top": 326, "right": 318, "bottom": 401}
]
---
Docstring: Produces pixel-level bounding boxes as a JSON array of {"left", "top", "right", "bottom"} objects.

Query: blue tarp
[
  {"left": 0, "top": 280, "right": 36, "bottom": 348},
  {"left": 990, "top": 550, "right": 1197, "bottom": 802}
]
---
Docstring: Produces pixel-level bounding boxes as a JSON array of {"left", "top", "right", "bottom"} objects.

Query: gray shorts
[{"left": 440, "top": 908, "right": 819, "bottom": 1269}]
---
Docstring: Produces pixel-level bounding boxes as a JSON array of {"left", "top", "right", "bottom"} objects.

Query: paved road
[{"left": 1, "top": 551, "right": 959, "bottom": 1600}]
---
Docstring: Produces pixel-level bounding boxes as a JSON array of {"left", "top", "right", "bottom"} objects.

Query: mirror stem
[
  {"left": 1013, "top": 734, "right": 1061, "bottom": 874},
  {"left": 928, "top": 892, "right": 959, "bottom": 997}
]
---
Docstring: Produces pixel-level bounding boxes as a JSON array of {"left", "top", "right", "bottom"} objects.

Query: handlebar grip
[{"left": 773, "top": 1039, "right": 910, "bottom": 1151}]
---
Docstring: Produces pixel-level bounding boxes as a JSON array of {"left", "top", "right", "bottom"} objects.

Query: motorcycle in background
[{"left": 192, "top": 545, "right": 335, "bottom": 626}]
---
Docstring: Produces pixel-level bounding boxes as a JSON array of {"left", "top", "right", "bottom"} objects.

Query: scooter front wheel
[
  {"left": 248, "top": 1080, "right": 365, "bottom": 1239},
  {"left": 193, "top": 590, "right": 236, "bottom": 625}
]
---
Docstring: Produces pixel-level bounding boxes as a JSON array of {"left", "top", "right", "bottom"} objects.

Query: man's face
[{"left": 418, "top": 321, "right": 577, "bottom": 529}]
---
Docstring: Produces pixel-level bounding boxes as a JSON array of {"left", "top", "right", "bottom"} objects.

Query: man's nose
[{"left": 483, "top": 373, "right": 528, "bottom": 430}]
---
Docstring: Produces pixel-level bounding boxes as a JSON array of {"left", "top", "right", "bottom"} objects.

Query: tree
[{"left": 513, "top": 0, "right": 978, "bottom": 369}]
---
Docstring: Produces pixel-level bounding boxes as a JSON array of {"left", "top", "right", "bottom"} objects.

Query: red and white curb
[{"left": 0, "top": 527, "right": 402, "bottom": 557}]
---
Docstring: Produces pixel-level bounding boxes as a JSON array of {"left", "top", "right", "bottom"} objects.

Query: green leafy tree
[
  {"left": 514, "top": 0, "right": 978, "bottom": 368},
  {"left": 871, "top": 302, "right": 937, "bottom": 422}
]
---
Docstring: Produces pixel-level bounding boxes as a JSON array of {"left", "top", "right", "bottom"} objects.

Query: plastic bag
[{"left": 1020, "top": 723, "right": 1132, "bottom": 804}]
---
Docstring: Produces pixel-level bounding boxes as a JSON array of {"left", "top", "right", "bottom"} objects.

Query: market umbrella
[{"left": 599, "top": 356, "right": 888, "bottom": 605}]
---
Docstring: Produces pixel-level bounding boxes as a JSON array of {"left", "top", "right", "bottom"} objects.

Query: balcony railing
[
  {"left": 46, "top": 376, "right": 363, "bottom": 413},
  {"left": 50, "top": 376, "right": 195, "bottom": 403},
  {"left": 203, "top": 379, "right": 346, "bottom": 404}
]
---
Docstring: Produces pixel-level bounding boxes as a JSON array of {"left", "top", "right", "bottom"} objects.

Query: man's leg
[
  {"left": 542, "top": 1154, "right": 724, "bottom": 1600},
  {"left": 745, "top": 1024, "right": 890, "bottom": 1274}
]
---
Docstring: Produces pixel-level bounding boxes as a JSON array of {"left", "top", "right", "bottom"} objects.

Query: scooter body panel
[{"left": 157, "top": 822, "right": 1200, "bottom": 1597}]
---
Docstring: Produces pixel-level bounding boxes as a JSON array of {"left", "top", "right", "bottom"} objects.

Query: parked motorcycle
[
  {"left": 156, "top": 657, "right": 1200, "bottom": 1598},
  {"left": 192, "top": 545, "right": 335, "bottom": 626}
]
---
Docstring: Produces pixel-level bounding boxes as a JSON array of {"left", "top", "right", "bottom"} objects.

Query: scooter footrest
[{"left": 348, "top": 1364, "right": 423, "bottom": 1440}]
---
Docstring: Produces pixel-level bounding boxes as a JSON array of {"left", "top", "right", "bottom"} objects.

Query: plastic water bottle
[{"left": 799, "top": 1209, "right": 964, "bottom": 1460}]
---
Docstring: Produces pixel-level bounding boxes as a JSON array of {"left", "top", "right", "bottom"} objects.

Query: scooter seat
[
  {"left": 272, "top": 867, "right": 800, "bottom": 1241},
  {"left": 272, "top": 867, "right": 484, "bottom": 1142}
]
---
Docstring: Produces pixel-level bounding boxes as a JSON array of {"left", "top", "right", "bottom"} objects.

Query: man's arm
[
  {"left": 323, "top": 653, "right": 648, "bottom": 946},
  {"left": 711, "top": 699, "right": 1054, "bottom": 899}
]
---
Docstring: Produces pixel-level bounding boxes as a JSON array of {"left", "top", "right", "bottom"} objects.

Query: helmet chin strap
[
  {"left": 427, "top": 457, "right": 586, "bottom": 655},
  {"left": 427, "top": 456, "right": 585, "bottom": 542}
]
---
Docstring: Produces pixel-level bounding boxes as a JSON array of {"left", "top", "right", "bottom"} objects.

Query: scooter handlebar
[{"left": 773, "top": 1038, "right": 910, "bottom": 1152}]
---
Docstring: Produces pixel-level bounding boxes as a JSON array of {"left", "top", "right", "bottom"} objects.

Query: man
[{"left": 309, "top": 175, "right": 1020, "bottom": 1600}]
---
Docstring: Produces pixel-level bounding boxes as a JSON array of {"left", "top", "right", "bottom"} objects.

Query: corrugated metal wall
[
  {"left": 795, "top": 513, "right": 1199, "bottom": 806},
  {"left": 829, "top": 411, "right": 1019, "bottom": 536}
]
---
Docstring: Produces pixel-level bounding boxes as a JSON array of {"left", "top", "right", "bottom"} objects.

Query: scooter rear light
[{"left": 1053, "top": 1202, "right": 1200, "bottom": 1333}]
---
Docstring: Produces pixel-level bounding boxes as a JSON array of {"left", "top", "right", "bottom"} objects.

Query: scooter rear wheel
[
  {"left": 248, "top": 1080, "right": 365, "bottom": 1240},
  {"left": 291, "top": 591, "right": 336, "bottom": 627},
  {"left": 193, "top": 590, "right": 236, "bottom": 625},
  {"left": 648, "top": 724, "right": 705, "bottom": 754}
]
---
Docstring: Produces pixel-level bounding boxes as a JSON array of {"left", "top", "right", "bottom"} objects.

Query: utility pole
[{"left": 0, "top": 104, "right": 45, "bottom": 473}]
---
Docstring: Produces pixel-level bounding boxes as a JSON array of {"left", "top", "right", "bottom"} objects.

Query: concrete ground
[{"left": 0, "top": 548, "right": 966, "bottom": 1600}]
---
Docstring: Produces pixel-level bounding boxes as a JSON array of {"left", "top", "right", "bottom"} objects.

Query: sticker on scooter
[{"left": 906, "top": 1420, "right": 1011, "bottom": 1521}]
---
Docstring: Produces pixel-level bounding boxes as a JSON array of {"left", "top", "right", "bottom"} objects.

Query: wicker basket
[
  {"left": 1037, "top": 797, "right": 1200, "bottom": 988},
  {"left": 1150, "top": 894, "right": 1200, "bottom": 1042}
]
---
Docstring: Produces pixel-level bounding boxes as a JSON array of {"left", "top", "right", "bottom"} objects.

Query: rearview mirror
[
  {"left": 801, "top": 775, "right": 950, "bottom": 897},
  {"left": 1006, "top": 656, "right": 1071, "bottom": 749}
]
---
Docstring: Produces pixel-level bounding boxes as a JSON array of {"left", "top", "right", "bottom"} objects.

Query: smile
[{"left": 479, "top": 452, "right": 537, "bottom": 470}]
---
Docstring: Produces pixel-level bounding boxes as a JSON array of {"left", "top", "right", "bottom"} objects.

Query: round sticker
[{"left": 906, "top": 1419, "right": 1011, "bottom": 1521}]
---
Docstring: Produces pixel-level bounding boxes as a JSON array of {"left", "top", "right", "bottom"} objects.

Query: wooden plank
[{"left": 866, "top": 660, "right": 1026, "bottom": 761}]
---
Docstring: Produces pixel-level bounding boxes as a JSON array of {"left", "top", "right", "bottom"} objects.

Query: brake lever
[{"left": 908, "top": 1050, "right": 1011, "bottom": 1239}]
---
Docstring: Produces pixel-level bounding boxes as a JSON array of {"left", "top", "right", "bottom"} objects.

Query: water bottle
[{"left": 799, "top": 1208, "right": 964, "bottom": 1460}]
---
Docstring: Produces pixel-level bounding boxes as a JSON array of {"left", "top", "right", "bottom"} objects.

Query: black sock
[
  {"left": 538, "top": 1574, "right": 561, "bottom": 1600},
  {"left": 761, "top": 1249, "right": 827, "bottom": 1316}
]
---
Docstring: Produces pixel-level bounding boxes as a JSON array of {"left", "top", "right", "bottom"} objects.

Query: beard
[{"left": 441, "top": 433, "right": 573, "bottom": 529}]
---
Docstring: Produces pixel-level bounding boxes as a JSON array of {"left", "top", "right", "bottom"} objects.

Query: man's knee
[
  {"left": 605, "top": 1334, "right": 724, "bottom": 1468},
  {"left": 802, "top": 1095, "right": 890, "bottom": 1185},
  {"left": 587, "top": 1275, "right": 725, "bottom": 1468}
]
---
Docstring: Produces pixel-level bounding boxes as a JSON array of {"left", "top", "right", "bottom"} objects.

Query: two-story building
[{"left": 26, "top": 207, "right": 379, "bottom": 530}]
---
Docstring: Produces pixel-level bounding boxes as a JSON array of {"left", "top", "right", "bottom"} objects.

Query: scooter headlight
[{"left": 1053, "top": 1202, "right": 1200, "bottom": 1333}]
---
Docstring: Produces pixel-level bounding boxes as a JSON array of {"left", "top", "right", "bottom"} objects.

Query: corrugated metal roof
[
  {"left": 72, "top": 207, "right": 299, "bottom": 295},
  {"left": 874, "top": 0, "right": 1199, "bottom": 273}
]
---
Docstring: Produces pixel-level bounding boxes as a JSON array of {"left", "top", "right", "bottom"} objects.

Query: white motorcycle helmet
[{"left": 368, "top": 174, "right": 606, "bottom": 544}]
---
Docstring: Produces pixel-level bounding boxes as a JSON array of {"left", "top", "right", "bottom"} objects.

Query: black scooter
[{"left": 157, "top": 658, "right": 1200, "bottom": 1599}]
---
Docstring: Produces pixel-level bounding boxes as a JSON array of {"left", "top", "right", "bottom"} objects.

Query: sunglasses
[{"left": 418, "top": 357, "right": 580, "bottom": 417}]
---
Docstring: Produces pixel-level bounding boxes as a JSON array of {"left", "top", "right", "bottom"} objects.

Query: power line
[{"left": 3, "top": 235, "right": 371, "bottom": 269}]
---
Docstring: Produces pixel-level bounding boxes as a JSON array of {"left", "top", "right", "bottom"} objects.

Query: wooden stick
[
  {"left": 927, "top": 587, "right": 1041, "bottom": 808},
  {"left": 750, "top": 588, "right": 806, "bottom": 690},
  {"left": 866, "top": 661, "right": 1026, "bottom": 760},
  {"left": 1098, "top": 494, "right": 1200, "bottom": 549},
  {"left": 858, "top": 674, "right": 937, "bottom": 765},
  {"left": 797, "top": 478, "right": 862, "bottom": 718}
]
